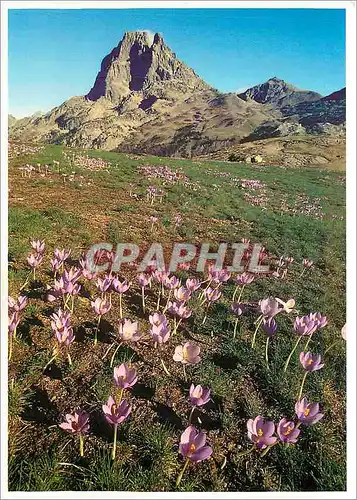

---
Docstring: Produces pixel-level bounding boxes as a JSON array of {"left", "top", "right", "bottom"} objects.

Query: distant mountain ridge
[{"left": 9, "top": 31, "right": 346, "bottom": 157}]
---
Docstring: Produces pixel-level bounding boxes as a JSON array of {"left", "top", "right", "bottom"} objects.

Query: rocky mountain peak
[
  {"left": 86, "top": 31, "right": 209, "bottom": 103},
  {"left": 238, "top": 77, "right": 321, "bottom": 108}
]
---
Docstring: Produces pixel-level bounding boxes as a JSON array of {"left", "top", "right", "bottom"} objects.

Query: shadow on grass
[
  {"left": 153, "top": 402, "right": 183, "bottom": 430},
  {"left": 21, "top": 386, "right": 59, "bottom": 425}
]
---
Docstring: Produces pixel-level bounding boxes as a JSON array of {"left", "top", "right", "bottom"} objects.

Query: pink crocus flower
[
  {"left": 303, "top": 258, "right": 314, "bottom": 268},
  {"left": 118, "top": 318, "right": 141, "bottom": 342},
  {"left": 235, "top": 272, "right": 255, "bottom": 285},
  {"left": 299, "top": 351, "right": 324, "bottom": 372},
  {"left": 50, "top": 258, "right": 61, "bottom": 273},
  {"left": 96, "top": 275, "right": 113, "bottom": 293},
  {"left": 211, "top": 268, "right": 231, "bottom": 283},
  {"left": 295, "top": 398, "right": 324, "bottom": 425},
  {"left": 259, "top": 297, "right": 282, "bottom": 318},
  {"left": 149, "top": 312, "right": 169, "bottom": 327},
  {"left": 294, "top": 315, "right": 318, "bottom": 336},
  {"left": 59, "top": 409, "right": 90, "bottom": 435},
  {"left": 174, "top": 286, "right": 191, "bottom": 302},
  {"left": 277, "top": 418, "right": 300, "bottom": 443},
  {"left": 50, "top": 308, "right": 71, "bottom": 333},
  {"left": 137, "top": 272, "right": 152, "bottom": 287},
  {"left": 54, "top": 248, "right": 71, "bottom": 263},
  {"left": 247, "top": 416, "right": 277, "bottom": 449},
  {"left": 102, "top": 396, "right": 131, "bottom": 426},
  {"left": 186, "top": 278, "right": 201, "bottom": 292},
  {"left": 189, "top": 384, "right": 211, "bottom": 407},
  {"left": 164, "top": 275, "right": 180, "bottom": 290},
  {"left": 173, "top": 342, "right": 201, "bottom": 364},
  {"left": 112, "top": 278, "right": 130, "bottom": 294},
  {"left": 91, "top": 297, "right": 111, "bottom": 316},
  {"left": 178, "top": 425, "right": 213, "bottom": 462},
  {"left": 8, "top": 312, "right": 20, "bottom": 334},
  {"left": 27, "top": 252, "right": 43, "bottom": 269},
  {"left": 113, "top": 363, "right": 138, "bottom": 389},
  {"left": 8, "top": 295, "right": 28, "bottom": 313},
  {"left": 151, "top": 322, "right": 171, "bottom": 344},
  {"left": 30, "top": 239, "right": 45, "bottom": 254},
  {"left": 203, "top": 287, "right": 221, "bottom": 303}
]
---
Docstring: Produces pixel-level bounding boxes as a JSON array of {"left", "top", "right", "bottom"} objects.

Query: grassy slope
[{"left": 8, "top": 144, "right": 346, "bottom": 491}]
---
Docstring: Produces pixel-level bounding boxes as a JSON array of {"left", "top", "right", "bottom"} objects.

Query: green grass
[{"left": 8, "top": 143, "right": 346, "bottom": 492}]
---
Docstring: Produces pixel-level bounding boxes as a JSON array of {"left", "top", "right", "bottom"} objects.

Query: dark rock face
[
  {"left": 322, "top": 87, "right": 346, "bottom": 101},
  {"left": 86, "top": 31, "right": 208, "bottom": 104},
  {"left": 238, "top": 77, "right": 322, "bottom": 108}
]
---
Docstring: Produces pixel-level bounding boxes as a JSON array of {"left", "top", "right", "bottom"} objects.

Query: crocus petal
[{"left": 191, "top": 445, "right": 213, "bottom": 462}]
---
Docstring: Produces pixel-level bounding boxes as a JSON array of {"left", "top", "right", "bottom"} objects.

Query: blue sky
[{"left": 8, "top": 8, "right": 346, "bottom": 118}]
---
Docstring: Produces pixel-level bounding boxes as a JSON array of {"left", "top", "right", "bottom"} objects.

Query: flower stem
[
  {"left": 297, "top": 371, "right": 308, "bottom": 401},
  {"left": 161, "top": 358, "right": 171, "bottom": 376},
  {"left": 141, "top": 286, "right": 145, "bottom": 313},
  {"left": 324, "top": 340, "right": 339, "bottom": 355},
  {"left": 110, "top": 342, "right": 122, "bottom": 368},
  {"left": 284, "top": 335, "right": 303, "bottom": 372},
  {"left": 112, "top": 424, "right": 118, "bottom": 460},
  {"left": 94, "top": 315, "right": 101, "bottom": 345},
  {"left": 71, "top": 295, "right": 74, "bottom": 313},
  {"left": 237, "top": 284, "right": 246, "bottom": 303},
  {"left": 79, "top": 435, "right": 84, "bottom": 457},
  {"left": 265, "top": 337, "right": 270, "bottom": 370},
  {"left": 119, "top": 294, "right": 123, "bottom": 319},
  {"left": 183, "top": 364, "right": 187, "bottom": 382},
  {"left": 67, "top": 349, "right": 72, "bottom": 366},
  {"left": 251, "top": 315, "right": 263, "bottom": 348},
  {"left": 188, "top": 406, "right": 195, "bottom": 425},
  {"left": 118, "top": 388, "right": 124, "bottom": 404},
  {"left": 9, "top": 335, "right": 13, "bottom": 361},
  {"left": 236, "top": 445, "right": 255, "bottom": 458},
  {"left": 232, "top": 285, "right": 239, "bottom": 302},
  {"left": 173, "top": 318, "right": 182, "bottom": 335},
  {"left": 261, "top": 441, "right": 279, "bottom": 457},
  {"left": 156, "top": 288, "right": 161, "bottom": 311},
  {"left": 303, "top": 335, "right": 312, "bottom": 351},
  {"left": 13, "top": 327, "right": 17, "bottom": 341},
  {"left": 176, "top": 457, "right": 190, "bottom": 488},
  {"left": 233, "top": 318, "right": 239, "bottom": 339}
]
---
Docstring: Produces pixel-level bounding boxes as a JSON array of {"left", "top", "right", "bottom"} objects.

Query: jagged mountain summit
[
  {"left": 86, "top": 31, "right": 209, "bottom": 103},
  {"left": 9, "top": 31, "right": 346, "bottom": 157},
  {"left": 238, "top": 76, "right": 322, "bottom": 108}
]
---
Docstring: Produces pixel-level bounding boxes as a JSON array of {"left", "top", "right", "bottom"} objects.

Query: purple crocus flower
[
  {"left": 50, "top": 258, "right": 61, "bottom": 272},
  {"left": 150, "top": 322, "right": 171, "bottom": 344},
  {"left": 299, "top": 351, "right": 324, "bottom": 372},
  {"left": 247, "top": 416, "right": 277, "bottom": 449},
  {"left": 294, "top": 315, "right": 318, "bottom": 336},
  {"left": 91, "top": 297, "right": 111, "bottom": 316},
  {"left": 186, "top": 278, "right": 201, "bottom": 292},
  {"left": 259, "top": 297, "right": 281, "bottom": 318},
  {"left": 261, "top": 317, "right": 278, "bottom": 337},
  {"left": 50, "top": 308, "right": 71, "bottom": 332},
  {"left": 235, "top": 272, "right": 255, "bottom": 285},
  {"left": 176, "top": 302, "right": 192, "bottom": 319},
  {"left": 203, "top": 287, "right": 221, "bottom": 303},
  {"left": 231, "top": 302, "right": 246, "bottom": 317},
  {"left": 174, "top": 286, "right": 191, "bottom": 302},
  {"left": 59, "top": 409, "right": 90, "bottom": 435},
  {"left": 137, "top": 272, "right": 151, "bottom": 287},
  {"left": 149, "top": 312, "right": 168, "bottom": 327},
  {"left": 164, "top": 275, "right": 180, "bottom": 290},
  {"left": 30, "top": 239, "right": 45, "bottom": 254},
  {"left": 8, "top": 295, "right": 28, "bottom": 313},
  {"left": 102, "top": 396, "right": 131, "bottom": 425},
  {"left": 54, "top": 248, "right": 71, "bottom": 263},
  {"left": 277, "top": 418, "right": 300, "bottom": 443},
  {"left": 96, "top": 275, "right": 113, "bottom": 293},
  {"left": 118, "top": 318, "right": 141, "bottom": 342},
  {"left": 189, "top": 384, "right": 211, "bottom": 407},
  {"left": 309, "top": 312, "right": 328, "bottom": 330},
  {"left": 112, "top": 278, "right": 130, "bottom": 294},
  {"left": 295, "top": 398, "right": 324, "bottom": 425},
  {"left": 211, "top": 268, "right": 231, "bottom": 283},
  {"left": 179, "top": 425, "right": 213, "bottom": 462},
  {"left": 113, "top": 363, "right": 138, "bottom": 389},
  {"left": 173, "top": 342, "right": 201, "bottom": 364},
  {"left": 27, "top": 252, "right": 43, "bottom": 268}
]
